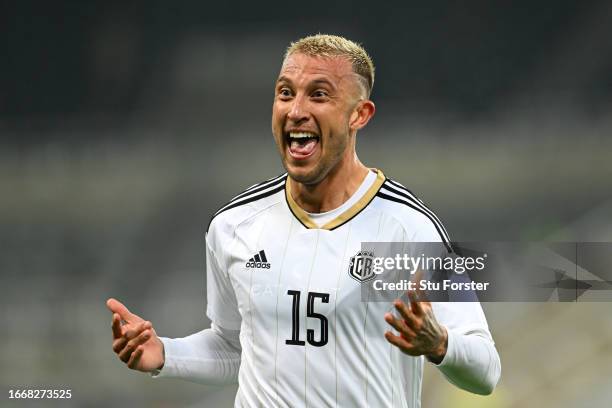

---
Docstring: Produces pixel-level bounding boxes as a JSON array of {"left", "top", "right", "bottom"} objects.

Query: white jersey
[{"left": 205, "top": 169, "right": 494, "bottom": 408}]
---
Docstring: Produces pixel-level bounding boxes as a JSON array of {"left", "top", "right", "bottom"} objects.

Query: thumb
[{"left": 106, "top": 298, "right": 141, "bottom": 323}]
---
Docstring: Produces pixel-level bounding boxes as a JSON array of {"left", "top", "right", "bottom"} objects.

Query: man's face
[{"left": 272, "top": 53, "right": 364, "bottom": 185}]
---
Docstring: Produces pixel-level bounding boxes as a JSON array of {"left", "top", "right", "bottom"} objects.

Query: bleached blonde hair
[{"left": 284, "top": 34, "right": 375, "bottom": 98}]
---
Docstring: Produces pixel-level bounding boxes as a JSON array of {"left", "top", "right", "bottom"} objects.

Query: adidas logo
[{"left": 245, "top": 250, "right": 271, "bottom": 269}]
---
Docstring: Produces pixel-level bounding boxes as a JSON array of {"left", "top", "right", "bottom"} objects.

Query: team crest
[{"left": 348, "top": 250, "right": 376, "bottom": 282}]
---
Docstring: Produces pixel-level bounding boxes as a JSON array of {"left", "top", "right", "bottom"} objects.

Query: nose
[{"left": 287, "top": 95, "right": 309, "bottom": 124}]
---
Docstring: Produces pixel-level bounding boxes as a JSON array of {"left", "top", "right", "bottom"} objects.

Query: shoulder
[
  {"left": 374, "top": 176, "right": 452, "bottom": 251},
  {"left": 207, "top": 173, "right": 287, "bottom": 237}
]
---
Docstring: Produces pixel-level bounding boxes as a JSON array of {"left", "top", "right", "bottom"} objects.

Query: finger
[
  {"left": 408, "top": 290, "right": 424, "bottom": 315},
  {"left": 384, "top": 331, "right": 417, "bottom": 355},
  {"left": 112, "top": 336, "right": 128, "bottom": 353},
  {"left": 112, "top": 313, "right": 123, "bottom": 339},
  {"left": 118, "top": 329, "right": 151, "bottom": 362},
  {"left": 409, "top": 269, "right": 423, "bottom": 292},
  {"left": 384, "top": 313, "right": 416, "bottom": 338},
  {"left": 394, "top": 299, "right": 416, "bottom": 323},
  {"left": 412, "top": 269, "right": 432, "bottom": 305},
  {"left": 393, "top": 300, "right": 421, "bottom": 333},
  {"left": 106, "top": 298, "right": 140, "bottom": 323},
  {"left": 124, "top": 321, "right": 152, "bottom": 340},
  {"left": 127, "top": 346, "right": 144, "bottom": 369},
  {"left": 118, "top": 344, "right": 133, "bottom": 363}
]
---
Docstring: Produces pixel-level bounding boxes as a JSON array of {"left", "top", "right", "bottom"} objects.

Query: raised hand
[
  {"left": 106, "top": 298, "right": 165, "bottom": 372},
  {"left": 384, "top": 290, "right": 448, "bottom": 364}
]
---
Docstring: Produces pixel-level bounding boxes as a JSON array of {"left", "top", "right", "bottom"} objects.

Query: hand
[
  {"left": 106, "top": 298, "right": 165, "bottom": 372},
  {"left": 384, "top": 290, "right": 448, "bottom": 364}
]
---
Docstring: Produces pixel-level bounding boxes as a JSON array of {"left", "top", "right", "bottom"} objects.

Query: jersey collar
[{"left": 285, "top": 169, "right": 386, "bottom": 231}]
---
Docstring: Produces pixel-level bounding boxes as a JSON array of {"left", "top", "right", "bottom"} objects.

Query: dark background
[{"left": 2, "top": 1, "right": 612, "bottom": 406}]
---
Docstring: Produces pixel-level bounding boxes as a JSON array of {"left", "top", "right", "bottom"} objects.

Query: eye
[
  {"left": 277, "top": 87, "right": 292, "bottom": 99},
  {"left": 312, "top": 90, "right": 328, "bottom": 98}
]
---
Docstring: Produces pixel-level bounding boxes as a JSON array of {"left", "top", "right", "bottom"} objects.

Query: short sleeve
[{"left": 205, "top": 234, "right": 242, "bottom": 330}]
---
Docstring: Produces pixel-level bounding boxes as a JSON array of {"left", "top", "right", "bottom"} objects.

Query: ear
[{"left": 349, "top": 100, "right": 376, "bottom": 132}]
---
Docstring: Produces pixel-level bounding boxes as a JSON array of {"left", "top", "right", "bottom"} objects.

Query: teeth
[{"left": 289, "top": 132, "right": 318, "bottom": 139}]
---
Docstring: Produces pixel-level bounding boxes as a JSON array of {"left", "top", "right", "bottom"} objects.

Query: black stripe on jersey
[
  {"left": 245, "top": 173, "right": 287, "bottom": 191},
  {"left": 381, "top": 181, "right": 451, "bottom": 242},
  {"left": 386, "top": 179, "right": 447, "bottom": 231},
  {"left": 213, "top": 175, "right": 287, "bottom": 216},
  {"left": 254, "top": 253, "right": 261, "bottom": 262},
  {"left": 208, "top": 176, "right": 287, "bottom": 228},
  {"left": 259, "top": 250, "right": 267, "bottom": 262},
  {"left": 230, "top": 173, "right": 287, "bottom": 203},
  {"left": 375, "top": 190, "right": 453, "bottom": 253}
]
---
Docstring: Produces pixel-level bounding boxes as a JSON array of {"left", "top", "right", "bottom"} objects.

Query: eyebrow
[
  {"left": 276, "top": 76, "right": 337, "bottom": 91},
  {"left": 276, "top": 75, "right": 292, "bottom": 85},
  {"left": 311, "top": 78, "right": 336, "bottom": 90}
]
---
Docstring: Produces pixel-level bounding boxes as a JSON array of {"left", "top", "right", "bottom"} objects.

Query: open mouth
[{"left": 285, "top": 132, "right": 320, "bottom": 159}]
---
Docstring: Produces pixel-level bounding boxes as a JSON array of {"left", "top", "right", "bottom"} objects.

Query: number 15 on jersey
[{"left": 286, "top": 290, "right": 330, "bottom": 347}]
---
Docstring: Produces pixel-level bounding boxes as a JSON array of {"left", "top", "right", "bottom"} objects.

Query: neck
[{"left": 288, "top": 153, "right": 369, "bottom": 213}]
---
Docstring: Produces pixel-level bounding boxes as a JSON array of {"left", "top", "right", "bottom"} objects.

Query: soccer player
[{"left": 107, "top": 34, "right": 500, "bottom": 407}]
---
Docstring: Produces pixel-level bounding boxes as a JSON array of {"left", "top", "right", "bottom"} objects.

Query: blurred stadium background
[{"left": 2, "top": 1, "right": 612, "bottom": 406}]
